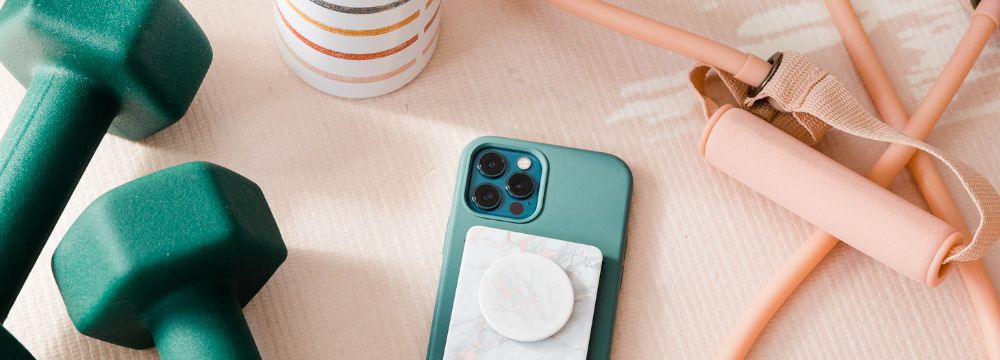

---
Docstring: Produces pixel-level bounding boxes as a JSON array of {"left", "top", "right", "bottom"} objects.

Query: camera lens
[
  {"left": 472, "top": 184, "right": 502, "bottom": 210},
  {"left": 506, "top": 173, "right": 535, "bottom": 199},
  {"left": 477, "top": 151, "right": 507, "bottom": 178}
]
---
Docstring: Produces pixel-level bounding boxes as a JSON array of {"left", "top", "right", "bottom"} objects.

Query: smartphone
[{"left": 427, "top": 136, "right": 632, "bottom": 359}]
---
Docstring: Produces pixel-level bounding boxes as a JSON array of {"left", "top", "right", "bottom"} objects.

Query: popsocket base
[
  {"left": 443, "top": 226, "right": 604, "bottom": 359},
  {"left": 478, "top": 253, "right": 575, "bottom": 342}
]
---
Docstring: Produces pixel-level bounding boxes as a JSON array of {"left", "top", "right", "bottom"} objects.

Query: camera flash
[{"left": 516, "top": 157, "right": 532, "bottom": 170}]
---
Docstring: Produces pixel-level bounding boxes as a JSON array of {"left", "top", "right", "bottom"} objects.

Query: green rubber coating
[
  {"left": 52, "top": 162, "right": 286, "bottom": 359},
  {"left": 0, "top": 326, "right": 34, "bottom": 360},
  {"left": 147, "top": 283, "right": 261, "bottom": 360},
  {"left": 0, "top": 0, "right": 212, "bottom": 321},
  {"left": 0, "top": 69, "right": 116, "bottom": 321},
  {"left": 0, "top": 0, "right": 213, "bottom": 139}
]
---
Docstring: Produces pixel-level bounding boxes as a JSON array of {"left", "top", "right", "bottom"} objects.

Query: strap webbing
[{"left": 689, "top": 52, "right": 1000, "bottom": 263}]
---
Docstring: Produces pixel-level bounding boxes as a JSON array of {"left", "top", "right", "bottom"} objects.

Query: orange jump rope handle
[{"left": 700, "top": 106, "right": 962, "bottom": 286}]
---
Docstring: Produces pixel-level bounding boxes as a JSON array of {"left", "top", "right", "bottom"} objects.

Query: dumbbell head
[
  {"left": 0, "top": 327, "right": 32, "bottom": 360},
  {"left": 52, "top": 162, "right": 286, "bottom": 349},
  {"left": 0, "top": 0, "right": 212, "bottom": 140}
]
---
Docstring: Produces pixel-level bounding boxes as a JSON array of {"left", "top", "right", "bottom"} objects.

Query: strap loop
[{"left": 689, "top": 52, "right": 1000, "bottom": 263}]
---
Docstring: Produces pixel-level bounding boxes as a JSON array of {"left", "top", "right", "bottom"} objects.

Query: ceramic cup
[{"left": 274, "top": 0, "right": 441, "bottom": 98}]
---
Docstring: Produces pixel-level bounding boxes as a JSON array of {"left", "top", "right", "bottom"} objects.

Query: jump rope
[{"left": 543, "top": 0, "right": 1000, "bottom": 358}]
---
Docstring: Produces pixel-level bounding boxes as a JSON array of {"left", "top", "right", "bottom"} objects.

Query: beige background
[{"left": 2, "top": 0, "right": 1000, "bottom": 358}]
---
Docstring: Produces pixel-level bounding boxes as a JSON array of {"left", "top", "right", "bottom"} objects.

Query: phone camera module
[
  {"left": 506, "top": 173, "right": 535, "bottom": 199},
  {"left": 477, "top": 151, "right": 507, "bottom": 178},
  {"left": 472, "top": 183, "right": 502, "bottom": 210}
]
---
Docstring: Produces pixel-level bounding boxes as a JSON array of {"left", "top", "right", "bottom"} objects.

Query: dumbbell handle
[
  {"left": 0, "top": 67, "right": 117, "bottom": 320},
  {"left": 145, "top": 282, "right": 262, "bottom": 360}
]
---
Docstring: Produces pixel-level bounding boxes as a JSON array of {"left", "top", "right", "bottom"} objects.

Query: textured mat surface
[{"left": 1, "top": 0, "right": 999, "bottom": 358}]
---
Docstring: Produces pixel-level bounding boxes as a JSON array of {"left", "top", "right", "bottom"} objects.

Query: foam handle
[{"left": 700, "top": 106, "right": 961, "bottom": 286}]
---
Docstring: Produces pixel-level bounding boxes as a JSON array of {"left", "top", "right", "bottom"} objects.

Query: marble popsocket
[
  {"left": 478, "top": 253, "right": 575, "bottom": 342},
  {"left": 444, "top": 226, "right": 603, "bottom": 359}
]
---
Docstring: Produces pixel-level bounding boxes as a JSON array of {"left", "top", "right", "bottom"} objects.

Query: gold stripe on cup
[{"left": 275, "top": 0, "right": 441, "bottom": 98}]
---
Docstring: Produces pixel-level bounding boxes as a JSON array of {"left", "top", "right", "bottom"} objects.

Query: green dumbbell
[
  {"left": 52, "top": 162, "right": 286, "bottom": 360},
  {"left": 0, "top": 0, "right": 212, "bottom": 336},
  {"left": 1, "top": 327, "right": 31, "bottom": 360}
]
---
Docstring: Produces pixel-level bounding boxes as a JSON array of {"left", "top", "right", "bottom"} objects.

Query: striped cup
[{"left": 274, "top": 0, "right": 441, "bottom": 98}]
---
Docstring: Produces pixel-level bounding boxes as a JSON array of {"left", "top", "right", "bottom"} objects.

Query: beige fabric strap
[
  {"left": 689, "top": 59, "right": 831, "bottom": 146},
  {"left": 689, "top": 51, "right": 1000, "bottom": 263}
]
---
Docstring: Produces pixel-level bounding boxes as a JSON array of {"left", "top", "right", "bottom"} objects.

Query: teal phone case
[{"left": 427, "top": 136, "right": 633, "bottom": 359}]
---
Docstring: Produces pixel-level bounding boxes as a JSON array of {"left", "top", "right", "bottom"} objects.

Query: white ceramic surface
[{"left": 273, "top": 0, "right": 440, "bottom": 98}]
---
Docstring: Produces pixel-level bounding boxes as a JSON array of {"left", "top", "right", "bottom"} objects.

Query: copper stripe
[
  {"left": 279, "top": 6, "right": 418, "bottom": 60},
  {"left": 424, "top": 4, "right": 440, "bottom": 33},
  {"left": 307, "top": 0, "right": 411, "bottom": 14},
  {"left": 286, "top": 0, "right": 419, "bottom": 37},
  {"left": 423, "top": 25, "right": 439, "bottom": 55},
  {"left": 280, "top": 35, "right": 416, "bottom": 83},
  {"left": 425, "top": 0, "right": 433, "bottom": 9}
]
